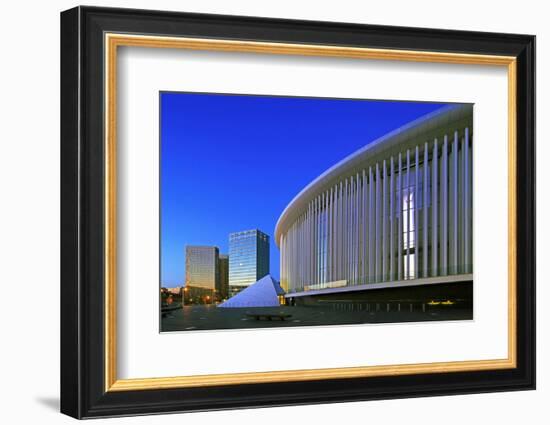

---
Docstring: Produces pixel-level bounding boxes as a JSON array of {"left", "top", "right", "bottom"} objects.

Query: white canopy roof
[{"left": 218, "top": 275, "right": 284, "bottom": 308}]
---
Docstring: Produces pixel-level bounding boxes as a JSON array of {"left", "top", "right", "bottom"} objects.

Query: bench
[
  {"left": 161, "top": 303, "right": 182, "bottom": 316},
  {"left": 246, "top": 312, "right": 293, "bottom": 321}
]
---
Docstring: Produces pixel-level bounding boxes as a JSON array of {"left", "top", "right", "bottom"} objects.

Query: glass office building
[
  {"left": 228, "top": 229, "right": 270, "bottom": 297},
  {"left": 218, "top": 254, "right": 229, "bottom": 300},
  {"left": 185, "top": 246, "right": 219, "bottom": 304},
  {"left": 275, "top": 104, "right": 473, "bottom": 297}
]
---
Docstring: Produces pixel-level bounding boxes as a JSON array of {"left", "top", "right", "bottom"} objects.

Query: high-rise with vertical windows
[
  {"left": 218, "top": 254, "right": 229, "bottom": 300},
  {"left": 275, "top": 104, "right": 473, "bottom": 304},
  {"left": 185, "top": 246, "right": 219, "bottom": 304},
  {"left": 228, "top": 229, "right": 270, "bottom": 297},
  {"left": 185, "top": 245, "right": 219, "bottom": 289}
]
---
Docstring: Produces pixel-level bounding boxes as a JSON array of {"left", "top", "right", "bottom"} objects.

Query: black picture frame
[{"left": 61, "top": 5, "right": 535, "bottom": 419}]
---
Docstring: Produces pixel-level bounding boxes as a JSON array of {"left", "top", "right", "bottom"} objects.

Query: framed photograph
[{"left": 60, "top": 6, "right": 535, "bottom": 419}]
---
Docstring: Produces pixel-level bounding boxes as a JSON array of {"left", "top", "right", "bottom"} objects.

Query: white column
[
  {"left": 325, "top": 191, "right": 329, "bottom": 283},
  {"left": 303, "top": 201, "right": 307, "bottom": 287},
  {"left": 405, "top": 150, "right": 410, "bottom": 279},
  {"left": 414, "top": 146, "right": 419, "bottom": 280},
  {"left": 326, "top": 191, "right": 329, "bottom": 283},
  {"left": 362, "top": 170, "right": 367, "bottom": 283},
  {"left": 331, "top": 187, "right": 336, "bottom": 281},
  {"left": 285, "top": 235, "right": 288, "bottom": 291},
  {"left": 297, "top": 211, "right": 301, "bottom": 288},
  {"left": 464, "top": 127, "right": 471, "bottom": 273},
  {"left": 389, "top": 156, "right": 395, "bottom": 281},
  {"left": 289, "top": 223, "right": 293, "bottom": 290},
  {"left": 469, "top": 128, "right": 473, "bottom": 272},
  {"left": 368, "top": 167, "right": 375, "bottom": 283},
  {"left": 295, "top": 224, "right": 298, "bottom": 290},
  {"left": 304, "top": 212, "right": 307, "bottom": 286},
  {"left": 350, "top": 179, "right": 354, "bottom": 282},
  {"left": 344, "top": 178, "right": 349, "bottom": 283},
  {"left": 312, "top": 201, "right": 315, "bottom": 285},
  {"left": 332, "top": 187, "right": 336, "bottom": 281},
  {"left": 311, "top": 201, "right": 315, "bottom": 285},
  {"left": 397, "top": 154, "right": 403, "bottom": 281},
  {"left": 336, "top": 183, "right": 341, "bottom": 281},
  {"left": 423, "top": 142, "right": 429, "bottom": 277},
  {"left": 450, "top": 131, "right": 458, "bottom": 274},
  {"left": 315, "top": 196, "right": 319, "bottom": 285},
  {"left": 322, "top": 193, "right": 325, "bottom": 284},
  {"left": 431, "top": 139, "right": 439, "bottom": 277},
  {"left": 297, "top": 220, "right": 300, "bottom": 289},
  {"left": 299, "top": 205, "right": 311, "bottom": 285},
  {"left": 375, "top": 163, "right": 381, "bottom": 282},
  {"left": 329, "top": 189, "right": 334, "bottom": 282},
  {"left": 309, "top": 207, "right": 312, "bottom": 285},
  {"left": 293, "top": 223, "right": 297, "bottom": 290},
  {"left": 303, "top": 213, "right": 306, "bottom": 287},
  {"left": 382, "top": 160, "right": 388, "bottom": 281},
  {"left": 349, "top": 176, "right": 357, "bottom": 285},
  {"left": 306, "top": 201, "right": 310, "bottom": 287},
  {"left": 354, "top": 173, "right": 362, "bottom": 285},
  {"left": 300, "top": 215, "right": 310, "bottom": 285},
  {"left": 441, "top": 135, "right": 448, "bottom": 276},
  {"left": 337, "top": 185, "right": 341, "bottom": 284},
  {"left": 319, "top": 195, "right": 323, "bottom": 284},
  {"left": 332, "top": 186, "right": 337, "bottom": 281},
  {"left": 280, "top": 234, "right": 284, "bottom": 290},
  {"left": 287, "top": 228, "right": 290, "bottom": 291},
  {"left": 297, "top": 214, "right": 301, "bottom": 288}
]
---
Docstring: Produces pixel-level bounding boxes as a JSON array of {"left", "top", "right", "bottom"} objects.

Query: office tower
[
  {"left": 184, "top": 245, "right": 219, "bottom": 304},
  {"left": 218, "top": 254, "right": 229, "bottom": 300},
  {"left": 228, "top": 229, "right": 270, "bottom": 297}
]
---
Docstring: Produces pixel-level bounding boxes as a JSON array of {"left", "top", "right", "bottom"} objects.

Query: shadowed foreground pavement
[{"left": 161, "top": 304, "right": 472, "bottom": 332}]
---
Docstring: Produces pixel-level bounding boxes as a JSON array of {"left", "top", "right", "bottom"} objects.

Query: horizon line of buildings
[
  {"left": 166, "top": 105, "right": 474, "bottom": 310},
  {"left": 163, "top": 228, "right": 270, "bottom": 304}
]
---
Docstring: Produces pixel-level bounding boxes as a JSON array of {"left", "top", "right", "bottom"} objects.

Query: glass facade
[
  {"left": 228, "top": 229, "right": 270, "bottom": 297},
  {"left": 218, "top": 254, "right": 229, "bottom": 300},
  {"left": 185, "top": 245, "right": 219, "bottom": 290}
]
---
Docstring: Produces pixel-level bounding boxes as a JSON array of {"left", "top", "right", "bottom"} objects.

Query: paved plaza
[{"left": 161, "top": 303, "right": 472, "bottom": 332}]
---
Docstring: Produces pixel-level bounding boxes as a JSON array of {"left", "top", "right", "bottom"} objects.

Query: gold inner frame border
[{"left": 104, "top": 33, "right": 517, "bottom": 392}]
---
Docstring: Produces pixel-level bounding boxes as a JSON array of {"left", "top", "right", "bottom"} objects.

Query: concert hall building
[{"left": 275, "top": 104, "right": 473, "bottom": 307}]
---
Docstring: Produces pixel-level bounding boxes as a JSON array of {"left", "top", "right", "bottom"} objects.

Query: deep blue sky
[{"left": 161, "top": 92, "right": 447, "bottom": 286}]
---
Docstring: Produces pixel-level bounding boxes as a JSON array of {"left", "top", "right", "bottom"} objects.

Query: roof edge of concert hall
[{"left": 274, "top": 103, "right": 473, "bottom": 246}]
